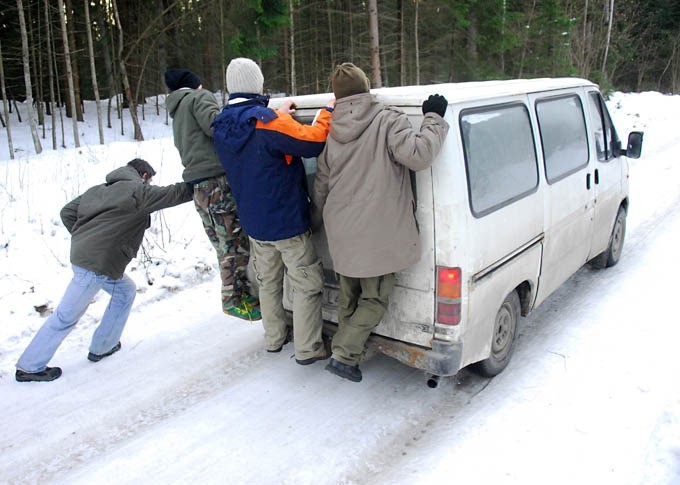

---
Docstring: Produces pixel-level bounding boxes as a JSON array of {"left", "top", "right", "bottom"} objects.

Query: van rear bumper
[{"left": 322, "top": 321, "right": 462, "bottom": 377}]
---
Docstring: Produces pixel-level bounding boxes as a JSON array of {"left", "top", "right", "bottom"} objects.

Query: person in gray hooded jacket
[
  {"left": 313, "top": 63, "right": 449, "bottom": 382},
  {"left": 15, "top": 159, "right": 192, "bottom": 382},
  {"left": 165, "top": 68, "right": 259, "bottom": 321}
]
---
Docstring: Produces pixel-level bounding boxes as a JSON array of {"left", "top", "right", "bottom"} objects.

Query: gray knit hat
[
  {"left": 331, "top": 63, "right": 370, "bottom": 99},
  {"left": 226, "top": 58, "right": 264, "bottom": 94}
]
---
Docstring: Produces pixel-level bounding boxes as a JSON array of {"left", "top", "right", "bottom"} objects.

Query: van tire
[
  {"left": 470, "top": 290, "right": 520, "bottom": 377},
  {"left": 588, "top": 206, "right": 627, "bottom": 269}
]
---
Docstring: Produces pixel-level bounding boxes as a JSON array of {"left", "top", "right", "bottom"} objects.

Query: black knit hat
[
  {"left": 331, "top": 63, "right": 370, "bottom": 99},
  {"left": 164, "top": 68, "right": 202, "bottom": 91}
]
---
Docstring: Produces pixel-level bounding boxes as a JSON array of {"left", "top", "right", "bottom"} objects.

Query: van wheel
[
  {"left": 589, "top": 206, "right": 627, "bottom": 269},
  {"left": 470, "top": 290, "right": 520, "bottom": 377}
]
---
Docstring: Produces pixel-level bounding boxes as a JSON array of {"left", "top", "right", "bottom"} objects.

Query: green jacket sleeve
[
  {"left": 60, "top": 195, "right": 81, "bottom": 233},
  {"left": 140, "top": 182, "right": 193, "bottom": 214},
  {"left": 193, "top": 90, "right": 221, "bottom": 138}
]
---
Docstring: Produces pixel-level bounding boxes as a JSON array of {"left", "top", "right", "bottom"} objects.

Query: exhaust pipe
[{"left": 426, "top": 374, "right": 440, "bottom": 388}]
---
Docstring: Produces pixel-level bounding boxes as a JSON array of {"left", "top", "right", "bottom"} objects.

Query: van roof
[{"left": 270, "top": 77, "right": 598, "bottom": 109}]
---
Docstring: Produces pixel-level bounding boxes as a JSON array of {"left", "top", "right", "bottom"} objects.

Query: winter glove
[{"left": 422, "top": 94, "right": 448, "bottom": 118}]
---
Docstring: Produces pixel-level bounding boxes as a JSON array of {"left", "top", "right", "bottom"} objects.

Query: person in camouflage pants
[
  {"left": 193, "top": 176, "right": 252, "bottom": 312},
  {"left": 165, "top": 68, "right": 260, "bottom": 320}
]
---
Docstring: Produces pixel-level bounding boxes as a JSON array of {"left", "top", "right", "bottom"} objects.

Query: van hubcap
[
  {"left": 492, "top": 303, "right": 515, "bottom": 358},
  {"left": 611, "top": 214, "right": 624, "bottom": 261}
]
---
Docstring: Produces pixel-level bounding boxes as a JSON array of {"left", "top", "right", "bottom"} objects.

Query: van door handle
[
  {"left": 586, "top": 173, "right": 591, "bottom": 190},
  {"left": 594, "top": 168, "right": 599, "bottom": 184}
]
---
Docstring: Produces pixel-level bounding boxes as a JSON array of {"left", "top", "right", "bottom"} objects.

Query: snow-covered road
[{"left": 1, "top": 93, "right": 679, "bottom": 484}]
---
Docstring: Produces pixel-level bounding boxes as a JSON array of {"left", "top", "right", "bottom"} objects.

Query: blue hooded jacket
[{"left": 212, "top": 96, "right": 331, "bottom": 241}]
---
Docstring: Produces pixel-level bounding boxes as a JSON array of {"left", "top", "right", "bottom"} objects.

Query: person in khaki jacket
[{"left": 313, "top": 63, "right": 449, "bottom": 382}]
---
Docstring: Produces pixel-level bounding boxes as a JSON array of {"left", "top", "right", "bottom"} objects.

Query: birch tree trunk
[
  {"left": 56, "top": 0, "right": 80, "bottom": 147},
  {"left": 348, "top": 0, "right": 354, "bottom": 60},
  {"left": 111, "top": 0, "right": 144, "bottom": 141},
  {"left": 327, "top": 0, "right": 335, "bottom": 68},
  {"left": 219, "top": 0, "right": 226, "bottom": 102},
  {"left": 44, "top": 0, "right": 57, "bottom": 149},
  {"left": 414, "top": 0, "right": 420, "bottom": 85},
  {"left": 17, "top": 0, "right": 43, "bottom": 154},
  {"left": 581, "top": 0, "right": 590, "bottom": 76},
  {"left": 65, "top": 0, "right": 84, "bottom": 121},
  {"left": 398, "top": 0, "right": 406, "bottom": 85},
  {"left": 84, "top": 0, "right": 104, "bottom": 144},
  {"left": 289, "top": 0, "right": 297, "bottom": 95},
  {"left": 98, "top": 0, "right": 115, "bottom": 129},
  {"left": 0, "top": 41, "right": 15, "bottom": 159},
  {"left": 367, "top": 0, "right": 382, "bottom": 87},
  {"left": 601, "top": 0, "right": 615, "bottom": 78},
  {"left": 518, "top": 0, "right": 537, "bottom": 78}
]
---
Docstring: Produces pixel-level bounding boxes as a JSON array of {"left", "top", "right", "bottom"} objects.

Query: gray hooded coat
[
  {"left": 313, "top": 92, "right": 449, "bottom": 278},
  {"left": 60, "top": 166, "right": 192, "bottom": 279}
]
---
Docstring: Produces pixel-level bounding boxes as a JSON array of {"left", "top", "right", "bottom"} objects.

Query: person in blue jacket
[{"left": 213, "top": 58, "right": 334, "bottom": 365}]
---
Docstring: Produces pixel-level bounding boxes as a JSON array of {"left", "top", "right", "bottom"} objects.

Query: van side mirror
[{"left": 623, "top": 131, "right": 644, "bottom": 159}]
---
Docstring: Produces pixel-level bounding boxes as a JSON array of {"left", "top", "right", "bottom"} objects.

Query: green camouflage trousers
[{"left": 193, "top": 175, "right": 250, "bottom": 308}]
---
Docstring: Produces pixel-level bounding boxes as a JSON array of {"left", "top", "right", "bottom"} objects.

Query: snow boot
[
  {"left": 88, "top": 342, "right": 121, "bottom": 362},
  {"left": 295, "top": 349, "right": 329, "bottom": 366},
  {"left": 224, "top": 302, "right": 262, "bottom": 321},
  {"left": 325, "top": 358, "right": 362, "bottom": 382},
  {"left": 15, "top": 366, "right": 62, "bottom": 382}
]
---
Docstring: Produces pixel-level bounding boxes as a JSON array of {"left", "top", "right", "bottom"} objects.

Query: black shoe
[
  {"left": 88, "top": 342, "right": 121, "bottom": 362},
  {"left": 325, "top": 358, "right": 362, "bottom": 382},
  {"left": 16, "top": 366, "right": 62, "bottom": 382},
  {"left": 295, "top": 352, "right": 329, "bottom": 366}
]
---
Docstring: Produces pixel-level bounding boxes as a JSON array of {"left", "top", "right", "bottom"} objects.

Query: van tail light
[{"left": 437, "top": 266, "right": 461, "bottom": 325}]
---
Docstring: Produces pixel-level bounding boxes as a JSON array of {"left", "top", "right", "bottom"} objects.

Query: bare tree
[
  {"left": 367, "top": 0, "right": 382, "bottom": 87},
  {"left": 111, "top": 0, "right": 144, "bottom": 141},
  {"left": 398, "top": 0, "right": 406, "bottom": 85},
  {"left": 414, "top": 0, "right": 420, "bottom": 85},
  {"left": 64, "top": 0, "right": 84, "bottom": 121},
  {"left": 601, "top": 0, "right": 615, "bottom": 79},
  {"left": 289, "top": 0, "right": 297, "bottom": 95},
  {"left": 44, "top": 0, "right": 57, "bottom": 149},
  {"left": 56, "top": 0, "right": 80, "bottom": 147},
  {"left": 0, "top": 41, "right": 15, "bottom": 159},
  {"left": 17, "top": 0, "right": 42, "bottom": 154},
  {"left": 84, "top": 0, "right": 104, "bottom": 144}
]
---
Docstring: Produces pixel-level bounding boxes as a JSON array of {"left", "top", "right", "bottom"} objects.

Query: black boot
[
  {"left": 16, "top": 366, "right": 62, "bottom": 382},
  {"left": 325, "top": 358, "right": 362, "bottom": 382},
  {"left": 88, "top": 342, "right": 121, "bottom": 362}
]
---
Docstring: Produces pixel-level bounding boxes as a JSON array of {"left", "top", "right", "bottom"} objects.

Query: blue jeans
[{"left": 16, "top": 265, "right": 136, "bottom": 373}]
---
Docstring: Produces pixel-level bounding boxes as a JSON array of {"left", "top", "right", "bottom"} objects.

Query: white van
[{"left": 269, "top": 78, "right": 643, "bottom": 384}]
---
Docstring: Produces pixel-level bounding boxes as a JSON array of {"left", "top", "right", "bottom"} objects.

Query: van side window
[
  {"left": 460, "top": 103, "right": 538, "bottom": 217},
  {"left": 587, "top": 92, "right": 621, "bottom": 161},
  {"left": 536, "top": 95, "right": 589, "bottom": 183}
]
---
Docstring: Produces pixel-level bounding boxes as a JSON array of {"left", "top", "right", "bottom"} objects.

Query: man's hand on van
[
  {"left": 279, "top": 99, "right": 297, "bottom": 115},
  {"left": 422, "top": 94, "right": 448, "bottom": 118}
]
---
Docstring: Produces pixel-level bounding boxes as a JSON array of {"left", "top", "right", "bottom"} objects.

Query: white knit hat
[{"left": 226, "top": 58, "right": 264, "bottom": 94}]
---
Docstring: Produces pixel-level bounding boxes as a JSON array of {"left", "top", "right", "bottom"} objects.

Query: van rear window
[
  {"left": 460, "top": 103, "right": 539, "bottom": 217},
  {"left": 536, "top": 95, "right": 589, "bottom": 182}
]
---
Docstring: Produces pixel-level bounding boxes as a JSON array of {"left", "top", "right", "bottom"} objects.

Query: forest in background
[{"left": 1, "top": 0, "right": 679, "bottom": 152}]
